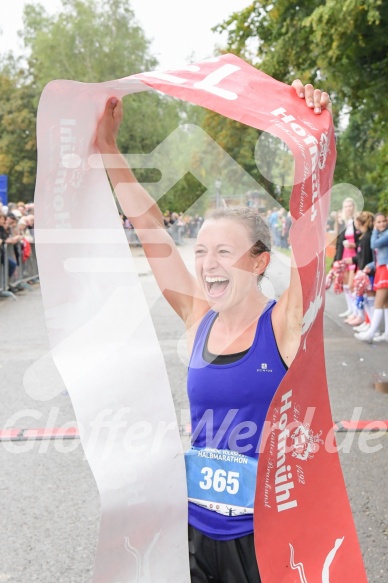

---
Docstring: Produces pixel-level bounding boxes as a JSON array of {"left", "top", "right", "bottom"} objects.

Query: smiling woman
[
  {"left": 95, "top": 80, "right": 331, "bottom": 583},
  {"left": 193, "top": 208, "right": 272, "bottom": 354}
]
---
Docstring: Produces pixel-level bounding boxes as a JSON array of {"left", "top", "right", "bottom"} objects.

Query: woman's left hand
[{"left": 291, "top": 80, "right": 332, "bottom": 115}]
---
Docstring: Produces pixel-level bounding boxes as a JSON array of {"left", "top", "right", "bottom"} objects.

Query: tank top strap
[{"left": 262, "top": 298, "right": 276, "bottom": 315}]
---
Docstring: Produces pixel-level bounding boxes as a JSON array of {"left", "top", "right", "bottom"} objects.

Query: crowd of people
[
  {"left": 1, "top": 201, "right": 295, "bottom": 288},
  {"left": 121, "top": 199, "right": 388, "bottom": 348},
  {"left": 2, "top": 197, "right": 387, "bottom": 338},
  {"left": 327, "top": 197, "right": 388, "bottom": 343},
  {"left": 120, "top": 211, "right": 205, "bottom": 245},
  {"left": 121, "top": 207, "right": 294, "bottom": 250},
  {"left": 267, "top": 207, "right": 292, "bottom": 249},
  {"left": 0, "top": 201, "right": 36, "bottom": 292}
]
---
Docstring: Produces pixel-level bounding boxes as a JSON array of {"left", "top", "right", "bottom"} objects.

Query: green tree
[
  {"left": 213, "top": 0, "right": 388, "bottom": 210},
  {"left": 22, "top": 0, "right": 184, "bottom": 157},
  {"left": 0, "top": 58, "right": 37, "bottom": 201},
  {"left": 335, "top": 110, "right": 388, "bottom": 213},
  {"left": 202, "top": 111, "right": 293, "bottom": 207},
  {"left": 215, "top": 0, "right": 387, "bottom": 106},
  {"left": 1, "top": 0, "right": 207, "bottom": 205}
]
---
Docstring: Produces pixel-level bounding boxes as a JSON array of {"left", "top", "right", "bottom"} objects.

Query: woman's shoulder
[
  {"left": 373, "top": 228, "right": 388, "bottom": 246},
  {"left": 361, "top": 229, "right": 372, "bottom": 242}
]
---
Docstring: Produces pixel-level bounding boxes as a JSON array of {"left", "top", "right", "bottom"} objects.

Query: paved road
[{"left": 0, "top": 239, "right": 387, "bottom": 582}]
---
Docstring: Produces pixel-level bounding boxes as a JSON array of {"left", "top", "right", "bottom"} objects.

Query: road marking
[{"left": 0, "top": 422, "right": 386, "bottom": 441}]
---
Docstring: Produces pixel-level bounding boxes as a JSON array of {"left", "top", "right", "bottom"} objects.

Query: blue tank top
[{"left": 187, "top": 300, "right": 287, "bottom": 540}]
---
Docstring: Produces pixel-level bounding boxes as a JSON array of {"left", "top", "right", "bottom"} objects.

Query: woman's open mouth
[{"left": 205, "top": 276, "right": 230, "bottom": 298}]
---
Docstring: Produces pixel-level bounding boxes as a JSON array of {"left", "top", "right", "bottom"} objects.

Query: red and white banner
[{"left": 35, "top": 54, "right": 367, "bottom": 582}]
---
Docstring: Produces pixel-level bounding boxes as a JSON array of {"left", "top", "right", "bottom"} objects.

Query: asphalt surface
[{"left": 0, "top": 239, "right": 387, "bottom": 582}]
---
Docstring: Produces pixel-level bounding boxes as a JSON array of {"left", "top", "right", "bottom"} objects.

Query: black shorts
[{"left": 188, "top": 525, "right": 262, "bottom": 583}]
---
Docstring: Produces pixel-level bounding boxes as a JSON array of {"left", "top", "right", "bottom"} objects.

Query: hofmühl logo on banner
[
  {"left": 275, "top": 390, "right": 297, "bottom": 513},
  {"left": 291, "top": 424, "right": 323, "bottom": 462}
]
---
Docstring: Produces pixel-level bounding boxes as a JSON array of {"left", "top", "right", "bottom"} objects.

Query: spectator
[
  {"left": 169, "top": 212, "right": 185, "bottom": 245},
  {"left": 356, "top": 212, "right": 388, "bottom": 342},
  {"left": 163, "top": 211, "right": 171, "bottom": 228},
  {"left": 343, "top": 211, "right": 374, "bottom": 328},
  {"left": 326, "top": 211, "right": 337, "bottom": 232},
  {"left": 18, "top": 217, "right": 34, "bottom": 244},
  {"left": 10, "top": 209, "right": 22, "bottom": 221},
  {"left": 333, "top": 198, "right": 360, "bottom": 318},
  {"left": 188, "top": 215, "right": 203, "bottom": 238},
  {"left": 17, "top": 202, "right": 27, "bottom": 216},
  {"left": 280, "top": 209, "right": 292, "bottom": 249},
  {"left": 268, "top": 207, "right": 280, "bottom": 247},
  {"left": 25, "top": 203, "right": 35, "bottom": 214},
  {"left": 0, "top": 214, "right": 21, "bottom": 282}
]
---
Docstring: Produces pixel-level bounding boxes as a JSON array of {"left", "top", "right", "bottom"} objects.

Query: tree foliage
[
  {"left": 0, "top": 58, "right": 37, "bottom": 200},
  {"left": 0, "top": 0, "right": 204, "bottom": 210},
  {"left": 4, "top": 0, "right": 386, "bottom": 213},
  {"left": 23, "top": 0, "right": 185, "bottom": 186},
  {"left": 213, "top": 0, "right": 388, "bottom": 212},
  {"left": 202, "top": 111, "right": 293, "bottom": 207}
]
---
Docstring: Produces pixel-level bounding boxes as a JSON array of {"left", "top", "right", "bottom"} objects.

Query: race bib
[{"left": 184, "top": 447, "right": 258, "bottom": 517}]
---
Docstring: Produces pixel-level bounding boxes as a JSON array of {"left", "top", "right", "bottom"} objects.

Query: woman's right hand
[{"left": 95, "top": 97, "right": 123, "bottom": 152}]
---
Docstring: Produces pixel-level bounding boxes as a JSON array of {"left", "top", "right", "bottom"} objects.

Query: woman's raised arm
[
  {"left": 272, "top": 81, "right": 333, "bottom": 366},
  {"left": 95, "top": 97, "right": 203, "bottom": 323}
]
